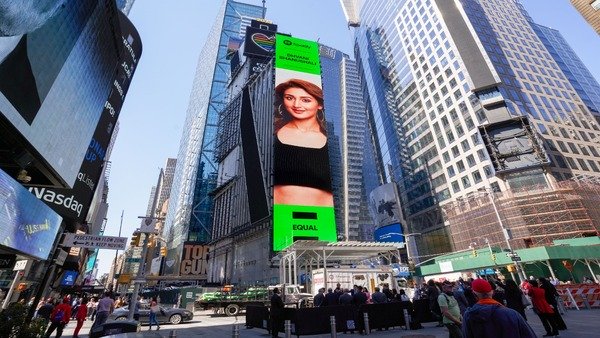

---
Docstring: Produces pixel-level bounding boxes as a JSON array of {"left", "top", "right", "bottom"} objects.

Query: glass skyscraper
[
  {"left": 163, "top": 0, "right": 263, "bottom": 274},
  {"left": 348, "top": 0, "right": 600, "bottom": 259}
]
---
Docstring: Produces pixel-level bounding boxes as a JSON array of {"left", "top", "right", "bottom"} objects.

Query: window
[
  {"left": 466, "top": 154, "right": 476, "bottom": 166},
  {"left": 477, "top": 149, "right": 487, "bottom": 161},
  {"left": 451, "top": 181, "right": 460, "bottom": 193},
  {"left": 473, "top": 170, "right": 482, "bottom": 183},
  {"left": 451, "top": 146, "right": 460, "bottom": 157},
  {"left": 461, "top": 139, "right": 470, "bottom": 152},
  {"left": 457, "top": 160, "right": 466, "bottom": 172},
  {"left": 461, "top": 176, "right": 471, "bottom": 188},
  {"left": 447, "top": 166, "right": 456, "bottom": 177}
]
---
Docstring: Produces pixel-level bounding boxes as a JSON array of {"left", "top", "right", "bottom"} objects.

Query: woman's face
[{"left": 282, "top": 87, "right": 322, "bottom": 121}]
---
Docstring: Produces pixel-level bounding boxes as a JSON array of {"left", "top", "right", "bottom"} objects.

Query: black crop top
[{"left": 273, "top": 136, "right": 332, "bottom": 192}]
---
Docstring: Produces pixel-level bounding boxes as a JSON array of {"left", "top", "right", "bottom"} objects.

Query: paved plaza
[{"left": 56, "top": 308, "right": 599, "bottom": 338}]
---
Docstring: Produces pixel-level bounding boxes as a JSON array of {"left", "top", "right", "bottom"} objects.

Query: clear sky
[{"left": 96, "top": 0, "right": 600, "bottom": 276}]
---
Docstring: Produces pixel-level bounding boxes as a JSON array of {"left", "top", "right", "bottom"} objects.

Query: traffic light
[
  {"left": 472, "top": 249, "right": 478, "bottom": 257},
  {"left": 160, "top": 247, "right": 167, "bottom": 257},
  {"left": 130, "top": 233, "right": 140, "bottom": 247},
  {"left": 506, "top": 265, "right": 516, "bottom": 273},
  {"left": 491, "top": 254, "right": 497, "bottom": 261}
]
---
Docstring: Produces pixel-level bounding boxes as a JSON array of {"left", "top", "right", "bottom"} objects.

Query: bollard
[
  {"left": 169, "top": 330, "right": 177, "bottom": 338},
  {"left": 284, "top": 319, "right": 292, "bottom": 338},
  {"left": 330, "top": 315, "right": 337, "bottom": 338},
  {"left": 231, "top": 323, "right": 240, "bottom": 338},
  {"left": 403, "top": 309, "right": 411, "bottom": 330},
  {"left": 363, "top": 312, "right": 370, "bottom": 335}
]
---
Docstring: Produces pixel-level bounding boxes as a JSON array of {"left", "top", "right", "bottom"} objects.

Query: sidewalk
[{"left": 57, "top": 308, "right": 600, "bottom": 337}]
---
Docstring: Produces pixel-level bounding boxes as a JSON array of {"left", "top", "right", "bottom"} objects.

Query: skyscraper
[
  {"left": 533, "top": 24, "right": 600, "bottom": 116},
  {"left": 163, "top": 0, "right": 263, "bottom": 274},
  {"left": 570, "top": 0, "right": 600, "bottom": 35},
  {"left": 346, "top": 0, "right": 600, "bottom": 258}
]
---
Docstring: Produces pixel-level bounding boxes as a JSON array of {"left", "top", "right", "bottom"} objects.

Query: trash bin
[{"left": 89, "top": 320, "right": 140, "bottom": 338}]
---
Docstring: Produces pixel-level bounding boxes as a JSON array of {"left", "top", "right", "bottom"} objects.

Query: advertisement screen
[
  {"left": 369, "top": 183, "right": 403, "bottom": 227},
  {"left": 27, "top": 12, "right": 142, "bottom": 222},
  {"left": 244, "top": 26, "right": 276, "bottom": 59},
  {"left": 0, "top": 0, "right": 120, "bottom": 187},
  {"left": 374, "top": 223, "right": 404, "bottom": 243},
  {"left": 273, "top": 34, "right": 336, "bottom": 251},
  {"left": 179, "top": 242, "right": 209, "bottom": 279},
  {"left": 0, "top": 169, "right": 62, "bottom": 260},
  {"left": 60, "top": 270, "right": 78, "bottom": 286}
]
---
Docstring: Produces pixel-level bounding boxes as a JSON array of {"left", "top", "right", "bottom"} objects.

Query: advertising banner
[
  {"left": 27, "top": 12, "right": 142, "bottom": 222},
  {"left": 374, "top": 223, "right": 404, "bottom": 243},
  {"left": 0, "top": 0, "right": 121, "bottom": 187},
  {"left": 244, "top": 26, "right": 276, "bottom": 59},
  {"left": 179, "top": 242, "right": 209, "bottom": 279},
  {"left": 273, "top": 34, "right": 336, "bottom": 251},
  {"left": 369, "top": 183, "right": 403, "bottom": 228},
  {"left": 0, "top": 169, "right": 62, "bottom": 260}
]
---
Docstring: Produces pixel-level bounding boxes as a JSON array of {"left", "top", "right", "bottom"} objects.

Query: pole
[
  {"left": 128, "top": 232, "right": 149, "bottom": 320},
  {"left": 585, "top": 259, "right": 599, "bottom": 283},
  {"left": 284, "top": 319, "right": 292, "bottom": 338},
  {"left": 330, "top": 315, "right": 337, "bottom": 338},
  {"left": 362, "top": 312, "right": 370, "bottom": 335}
]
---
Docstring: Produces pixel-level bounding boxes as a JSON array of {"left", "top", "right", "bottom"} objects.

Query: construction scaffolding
[{"left": 443, "top": 179, "right": 600, "bottom": 252}]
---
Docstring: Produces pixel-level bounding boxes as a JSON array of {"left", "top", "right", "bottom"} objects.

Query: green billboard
[{"left": 272, "top": 33, "right": 337, "bottom": 251}]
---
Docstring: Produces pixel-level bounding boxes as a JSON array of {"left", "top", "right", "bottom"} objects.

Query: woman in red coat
[
  {"left": 73, "top": 298, "right": 88, "bottom": 338},
  {"left": 526, "top": 280, "right": 559, "bottom": 337}
]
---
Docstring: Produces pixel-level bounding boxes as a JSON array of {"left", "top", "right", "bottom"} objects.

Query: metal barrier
[
  {"left": 363, "top": 312, "right": 370, "bottom": 335},
  {"left": 285, "top": 319, "right": 292, "bottom": 338},
  {"left": 557, "top": 284, "right": 600, "bottom": 310},
  {"left": 231, "top": 323, "right": 239, "bottom": 338},
  {"left": 330, "top": 316, "right": 337, "bottom": 338}
]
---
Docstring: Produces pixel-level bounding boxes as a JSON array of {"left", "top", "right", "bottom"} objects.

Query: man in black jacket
[
  {"left": 270, "top": 288, "right": 284, "bottom": 338},
  {"left": 314, "top": 288, "right": 326, "bottom": 307}
]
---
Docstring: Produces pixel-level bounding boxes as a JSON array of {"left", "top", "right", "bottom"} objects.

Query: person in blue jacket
[{"left": 462, "top": 279, "right": 537, "bottom": 338}]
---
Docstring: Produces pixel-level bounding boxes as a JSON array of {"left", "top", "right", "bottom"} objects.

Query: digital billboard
[
  {"left": 273, "top": 34, "right": 337, "bottom": 251},
  {"left": 27, "top": 12, "right": 142, "bottom": 222},
  {"left": 0, "top": 169, "right": 62, "bottom": 260},
  {"left": 0, "top": 0, "right": 121, "bottom": 188},
  {"left": 244, "top": 26, "right": 276, "bottom": 59},
  {"left": 374, "top": 223, "right": 405, "bottom": 243},
  {"left": 369, "top": 183, "right": 404, "bottom": 228},
  {"left": 60, "top": 270, "right": 78, "bottom": 286}
]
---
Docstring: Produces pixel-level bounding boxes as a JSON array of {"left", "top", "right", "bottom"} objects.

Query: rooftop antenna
[{"left": 262, "top": 0, "right": 266, "bottom": 19}]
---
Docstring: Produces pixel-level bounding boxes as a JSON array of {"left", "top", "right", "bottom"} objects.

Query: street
[{"left": 57, "top": 308, "right": 599, "bottom": 337}]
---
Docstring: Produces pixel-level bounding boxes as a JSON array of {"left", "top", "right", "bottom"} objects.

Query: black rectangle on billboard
[
  {"left": 250, "top": 19, "right": 277, "bottom": 32},
  {"left": 243, "top": 26, "right": 275, "bottom": 59}
]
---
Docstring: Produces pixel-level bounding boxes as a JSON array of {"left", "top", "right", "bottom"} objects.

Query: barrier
[{"left": 557, "top": 284, "right": 600, "bottom": 310}]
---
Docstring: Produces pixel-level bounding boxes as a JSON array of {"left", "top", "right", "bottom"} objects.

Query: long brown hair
[{"left": 274, "top": 78, "right": 326, "bottom": 134}]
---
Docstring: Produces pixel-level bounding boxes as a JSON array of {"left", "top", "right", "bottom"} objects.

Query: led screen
[
  {"left": 0, "top": 0, "right": 120, "bottom": 187},
  {"left": 0, "top": 169, "right": 62, "bottom": 260},
  {"left": 273, "top": 34, "right": 337, "bottom": 251},
  {"left": 374, "top": 223, "right": 405, "bottom": 243},
  {"left": 60, "top": 270, "right": 78, "bottom": 286}
]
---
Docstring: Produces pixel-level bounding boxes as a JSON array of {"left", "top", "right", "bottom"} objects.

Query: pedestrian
[
  {"left": 73, "top": 298, "right": 88, "bottom": 338},
  {"left": 503, "top": 279, "right": 528, "bottom": 320},
  {"left": 35, "top": 298, "right": 46, "bottom": 318},
  {"left": 526, "top": 280, "right": 560, "bottom": 337},
  {"left": 148, "top": 296, "right": 161, "bottom": 331},
  {"left": 134, "top": 295, "right": 142, "bottom": 321},
  {"left": 313, "top": 288, "right": 326, "bottom": 307},
  {"left": 453, "top": 284, "right": 469, "bottom": 316},
  {"left": 352, "top": 286, "right": 368, "bottom": 305},
  {"left": 325, "top": 288, "right": 338, "bottom": 306},
  {"left": 270, "top": 288, "right": 284, "bottom": 338},
  {"left": 538, "top": 277, "right": 567, "bottom": 331},
  {"left": 91, "top": 292, "right": 114, "bottom": 331},
  {"left": 398, "top": 289, "right": 410, "bottom": 302},
  {"left": 462, "top": 279, "right": 536, "bottom": 338},
  {"left": 427, "top": 279, "right": 444, "bottom": 327},
  {"left": 86, "top": 297, "right": 96, "bottom": 320},
  {"left": 437, "top": 281, "right": 463, "bottom": 338},
  {"left": 371, "top": 287, "right": 388, "bottom": 303},
  {"left": 37, "top": 298, "right": 55, "bottom": 323},
  {"left": 339, "top": 288, "right": 353, "bottom": 305},
  {"left": 44, "top": 297, "right": 72, "bottom": 338}
]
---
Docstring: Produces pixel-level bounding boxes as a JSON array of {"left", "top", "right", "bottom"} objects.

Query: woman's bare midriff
[{"left": 274, "top": 185, "right": 334, "bottom": 206}]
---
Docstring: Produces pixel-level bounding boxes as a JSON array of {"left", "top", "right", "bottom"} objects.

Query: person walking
[
  {"left": 148, "top": 297, "right": 161, "bottom": 331},
  {"left": 44, "top": 297, "right": 72, "bottom": 338},
  {"left": 427, "top": 279, "right": 444, "bottom": 327},
  {"left": 462, "top": 279, "right": 536, "bottom": 338},
  {"left": 91, "top": 292, "right": 114, "bottom": 331},
  {"left": 437, "top": 281, "right": 463, "bottom": 338},
  {"left": 539, "top": 277, "right": 567, "bottom": 330},
  {"left": 270, "top": 288, "right": 284, "bottom": 338},
  {"left": 73, "top": 298, "right": 88, "bottom": 338},
  {"left": 503, "top": 279, "right": 528, "bottom": 320},
  {"left": 37, "top": 298, "right": 55, "bottom": 323},
  {"left": 526, "top": 280, "right": 560, "bottom": 337}
]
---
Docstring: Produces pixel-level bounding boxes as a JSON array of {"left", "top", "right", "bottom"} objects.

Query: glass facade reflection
[{"left": 163, "top": 0, "right": 263, "bottom": 274}]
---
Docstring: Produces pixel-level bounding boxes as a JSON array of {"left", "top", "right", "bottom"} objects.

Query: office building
[
  {"left": 571, "top": 0, "right": 600, "bottom": 35},
  {"left": 533, "top": 23, "right": 600, "bottom": 117},
  {"left": 345, "top": 0, "right": 600, "bottom": 258},
  {"left": 163, "top": 0, "right": 263, "bottom": 275}
]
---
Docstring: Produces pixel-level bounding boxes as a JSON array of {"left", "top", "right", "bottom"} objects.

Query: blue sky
[{"left": 96, "top": 0, "right": 600, "bottom": 276}]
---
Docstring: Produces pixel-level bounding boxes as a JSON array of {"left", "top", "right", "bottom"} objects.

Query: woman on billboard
[{"left": 273, "top": 78, "right": 333, "bottom": 206}]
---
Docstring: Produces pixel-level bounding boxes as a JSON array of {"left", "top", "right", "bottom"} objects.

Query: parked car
[{"left": 108, "top": 304, "right": 194, "bottom": 325}]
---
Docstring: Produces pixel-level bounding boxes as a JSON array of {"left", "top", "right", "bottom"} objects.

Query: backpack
[{"left": 53, "top": 308, "right": 65, "bottom": 323}]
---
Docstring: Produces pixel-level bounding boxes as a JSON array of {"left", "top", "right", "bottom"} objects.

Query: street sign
[
  {"left": 511, "top": 256, "right": 522, "bottom": 262},
  {"left": 62, "top": 234, "right": 127, "bottom": 250},
  {"left": 13, "top": 260, "right": 27, "bottom": 271}
]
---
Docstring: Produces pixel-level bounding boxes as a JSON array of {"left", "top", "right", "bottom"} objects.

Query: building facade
[
  {"left": 346, "top": 0, "right": 600, "bottom": 259},
  {"left": 162, "top": 0, "right": 263, "bottom": 274},
  {"left": 571, "top": 0, "right": 600, "bottom": 35}
]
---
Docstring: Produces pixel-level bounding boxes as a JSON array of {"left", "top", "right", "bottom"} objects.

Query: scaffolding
[{"left": 443, "top": 179, "right": 600, "bottom": 252}]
